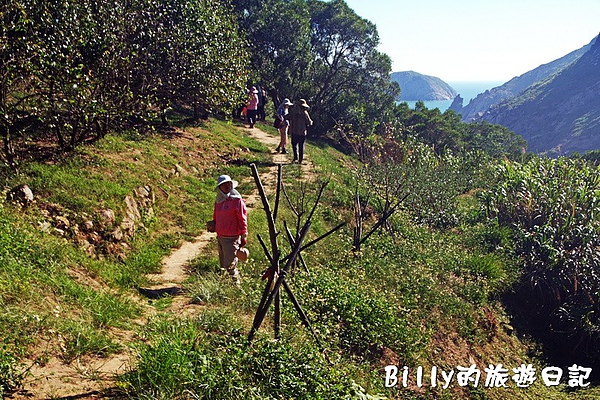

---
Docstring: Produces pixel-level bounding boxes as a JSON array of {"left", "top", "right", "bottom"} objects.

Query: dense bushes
[
  {"left": 118, "top": 317, "right": 369, "bottom": 399},
  {"left": 1, "top": 0, "right": 248, "bottom": 164},
  {"left": 482, "top": 157, "right": 600, "bottom": 360},
  {"left": 353, "top": 136, "right": 490, "bottom": 231}
]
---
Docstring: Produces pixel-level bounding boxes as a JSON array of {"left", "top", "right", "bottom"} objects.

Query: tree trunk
[{"left": 1, "top": 125, "right": 18, "bottom": 171}]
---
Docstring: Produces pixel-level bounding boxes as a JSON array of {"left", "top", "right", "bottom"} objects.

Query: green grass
[{"left": 1, "top": 118, "right": 599, "bottom": 398}]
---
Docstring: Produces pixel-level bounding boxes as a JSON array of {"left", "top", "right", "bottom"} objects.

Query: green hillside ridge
[{"left": 0, "top": 117, "right": 597, "bottom": 399}]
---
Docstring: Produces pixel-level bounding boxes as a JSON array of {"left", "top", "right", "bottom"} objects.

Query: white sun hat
[{"left": 216, "top": 175, "right": 238, "bottom": 189}]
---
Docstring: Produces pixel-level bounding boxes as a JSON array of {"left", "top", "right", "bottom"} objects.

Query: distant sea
[{"left": 401, "top": 81, "right": 505, "bottom": 111}]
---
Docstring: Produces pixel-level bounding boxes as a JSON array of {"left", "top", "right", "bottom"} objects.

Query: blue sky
[{"left": 342, "top": 0, "right": 600, "bottom": 82}]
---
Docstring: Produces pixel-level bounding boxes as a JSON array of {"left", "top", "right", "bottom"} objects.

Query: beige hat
[{"left": 236, "top": 247, "right": 250, "bottom": 262}]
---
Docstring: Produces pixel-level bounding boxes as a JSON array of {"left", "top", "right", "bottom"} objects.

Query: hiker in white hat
[
  {"left": 212, "top": 174, "right": 248, "bottom": 285},
  {"left": 274, "top": 98, "right": 293, "bottom": 154}
]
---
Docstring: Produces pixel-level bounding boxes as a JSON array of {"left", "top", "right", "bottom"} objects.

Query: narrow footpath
[{"left": 16, "top": 123, "right": 308, "bottom": 399}]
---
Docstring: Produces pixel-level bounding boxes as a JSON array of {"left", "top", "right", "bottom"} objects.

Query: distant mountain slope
[
  {"left": 458, "top": 37, "right": 596, "bottom": 122},
  {"left": 484, "top": 34, "right": 600, "bottom": 154},
  {"left": 391, "top": 71, "right": 457, "bottom": 101}
]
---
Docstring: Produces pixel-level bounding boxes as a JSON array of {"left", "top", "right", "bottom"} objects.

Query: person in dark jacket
[{"left": 285, "top": 99, "right": 313, "bottom": 163}]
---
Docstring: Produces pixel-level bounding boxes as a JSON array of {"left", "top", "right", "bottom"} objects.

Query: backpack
[{"left": 273, "top": 114, "right": 284, "bottom": 128}]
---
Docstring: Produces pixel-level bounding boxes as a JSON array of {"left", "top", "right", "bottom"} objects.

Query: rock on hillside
[
  {"left": 483, "top": 33, "right": 600, "bottom": 155},
  {"left": 458, "top": 36, "right": 596, "bottom": 122},
  {"left": 391, "top": 71, "right": 457, "bottom": 101}
]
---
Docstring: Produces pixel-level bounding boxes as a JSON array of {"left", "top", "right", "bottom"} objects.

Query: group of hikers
[
  {"left": 244, "top": 85, "right": 313, "bottom": 164},
  {"left": 212, "top": 85, "right": 313, "bottom": 285}
]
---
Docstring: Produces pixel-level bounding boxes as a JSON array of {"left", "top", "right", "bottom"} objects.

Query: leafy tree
[
  {"left": 392, "top": 101, "right": 527, "bottom": 159},
  {"left": 464, "top": 121, "right": 527, "bottom": 159},
  {"left": 306, "top": 0, "right": 398, "bottom": 136},
  {"left": 233, "top": 0, "right": 398, "bottom": 136},
  {"left": 2, "top": 0, "right": 249, "bottom": 161},
  {"left": 231, "top": 0, "right": 313, "bottom": 106},
  {"left": 31, "top": 0, "right": 133, "bottom": 150},
  {"left": 1, "top": 0, "right": 42, "bottom": 167},
  {"left": 126, "top": 0, "right": 249, "bottom": 123}
]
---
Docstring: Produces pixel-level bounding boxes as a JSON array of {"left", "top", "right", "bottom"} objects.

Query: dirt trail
[
  {"left": 144, "top": 125, "right": 312, "bottom": 294},
  {"left": 145, "top": 125, "right": 297, "bottom": 291},
  {"left": 15, "top": 124, "right": 305, "bottom": 399}
]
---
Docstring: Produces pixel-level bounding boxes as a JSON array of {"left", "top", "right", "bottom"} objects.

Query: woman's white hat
[{"left": 216, "top": 175, "right": 238, "bottom": 189}]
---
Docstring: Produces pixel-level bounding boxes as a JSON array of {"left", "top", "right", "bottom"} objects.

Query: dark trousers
[
  {"left": 247, "top": 109, "right": 257, "bottom": 126},
  {"left": 291, "top": 134, "right": 306, "bottom": 162}
]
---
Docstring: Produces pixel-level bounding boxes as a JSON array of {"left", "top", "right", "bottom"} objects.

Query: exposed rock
[
  {"left": 111, "top": 227, "right": 124, "bottom": 241},
  {"left": 83, "top": 241, "right": 95, "bottom": 258},
  {"left": 391, "top": 71, "right": 457, "bottom": 101},
  {"left": 448, "top": 95, "right": 463, "bottom": 113},
  {"left": 33, "top": 185, "right": 156, "bottom": 258},
  {"left": 124, "top": 195, "right": 141, "bottom": 221},
  {"left": 458, "top": 36, "right": 596, "bottom": 123},
  {"left": 484, "top": 33, "right": 600, "bottom": 154},
  {"left": 81, "top": 220, "right": 94, "bottom": 232},
  {"left": 98, "top": 209, "right": 116, "bottom": 229},
  {"left": 38, "top": 220, "right": 52, "bottom": 233},
  {"left": 6, "top": 184, "right": 34, "bottom": 208},
  {"left": 54, "top": 215, "right": 70, "bottom": 230}
]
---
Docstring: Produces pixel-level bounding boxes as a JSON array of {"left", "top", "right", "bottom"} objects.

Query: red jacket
[{"left": 213, "top": 195, "right": 247, "bottom": 237}]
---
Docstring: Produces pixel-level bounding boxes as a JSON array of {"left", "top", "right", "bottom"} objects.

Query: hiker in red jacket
[{"left": 213, "top": 174, "right": 248, "bottom": 284}]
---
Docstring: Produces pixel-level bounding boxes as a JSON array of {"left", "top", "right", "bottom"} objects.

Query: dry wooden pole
[
  {"left": 250, "top": 163, "right": 279, "bottom": 255},
  {"left": 304, "top": 180, "right": 328, "bottom": 227},
  {"left": 257, "top": 233, "right": 273, "bottom": 264},
  {"left": 357, "top": 192, "right": 409, "bottom": 248},
  {"left": 273, "top": 164, "right": 282, "bottom": 221},
  {"left": 247, "top": 165, "right": 336, "bottom": 354},
  {"left": 249, "top": 163, "right": 282, "bottom": 338},
  {"left": 281, "top": 278, "right": 327, "bottom": 355},
  {"left": 248, "top": 222, "right": 310, "bottom": 342},
  {"left": 251, "top": 233, "right": 275, "bottom": 325},
  {"left": 280, "top": 222, "right": 346, "bottom": 264},
  {"left": 284, "top": 221, "right": 310, "bottom": 274}
]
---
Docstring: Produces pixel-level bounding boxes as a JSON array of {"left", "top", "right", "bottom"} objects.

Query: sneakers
[
  {"left": 275, "top": 146, "right": 280, "bottom": 153},
  {"left": 281, "top": 148, "right": 287, "bottom": 154}
]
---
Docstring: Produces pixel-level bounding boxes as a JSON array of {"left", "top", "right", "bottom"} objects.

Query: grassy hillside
[{"left": 0, "top": 118, "right": 597, "bottom": 399}]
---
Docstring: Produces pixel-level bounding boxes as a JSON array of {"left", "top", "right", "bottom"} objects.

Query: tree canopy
[
  {"left": 232, "top": 0, "right": 399, "bottom": 137},
  {"left": 1, "top": 0, "right": 249, "bottom": 165},
  {"left": 2, "top": 0, "right": 525, "bottom": 167}
]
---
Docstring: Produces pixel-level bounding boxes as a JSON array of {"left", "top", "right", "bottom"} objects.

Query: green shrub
[
  {"left": 118, "top": 318, "right": 371, "bottom": 399},
  {"left": 0, "top": 345, "right": 22, "bottom": 397},
  {"left": 482, "top": 156, "right": 600, "bottom": 360}
]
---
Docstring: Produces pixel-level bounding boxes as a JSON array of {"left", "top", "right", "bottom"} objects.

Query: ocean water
[{"left": 401, "top": 81, "right": 505, "bottom": 112}]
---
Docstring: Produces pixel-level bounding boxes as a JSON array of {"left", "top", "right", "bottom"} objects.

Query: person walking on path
[
  {"left": 257, "top": 85, "right": 267, "bottom": 121},
  {"left": 286, "top": 99, "right": 313, "bottom": 163},
  {"left": 213, "top": 174, "right": 248, "bottom": 285},
  {"left": 246, "top": 86, "right": 259, "bottom": 128},
  {"left": 275, "top": 98, "right": 293, "bottom": 154}
]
